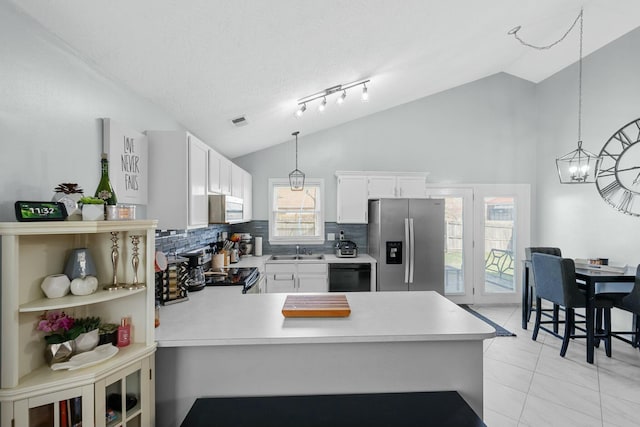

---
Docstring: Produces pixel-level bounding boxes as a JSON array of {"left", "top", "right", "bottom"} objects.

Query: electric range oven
[{"left": 205, "top": 267, "right": 259, "bottom": 294}]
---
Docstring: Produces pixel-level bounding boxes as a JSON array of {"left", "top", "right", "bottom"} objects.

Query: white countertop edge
[{"left": 157, "top": 332, "right": 496, "bottom": 348}]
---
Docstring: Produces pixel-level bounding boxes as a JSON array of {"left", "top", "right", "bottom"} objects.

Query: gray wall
[
  {"left": 234, "top": 72, "right": 538, "bottom": 221},
  {"left": 0, "top": 3, "right": 184, "bottom": 221},
  {"left": 536, "top": 27, "right": 640, "bottom": 266}
]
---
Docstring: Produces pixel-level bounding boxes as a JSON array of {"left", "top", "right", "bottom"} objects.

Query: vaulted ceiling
[{"left": 10, "top": 0, "right": 640, "bottom": 158}]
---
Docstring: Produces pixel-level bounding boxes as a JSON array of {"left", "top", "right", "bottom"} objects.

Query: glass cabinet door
[
  {"left": 96, "top": 358, "right": 148, "bottom": 427},
  {"left": 14, "top": 385, "right": 93, "bottom": 427}
]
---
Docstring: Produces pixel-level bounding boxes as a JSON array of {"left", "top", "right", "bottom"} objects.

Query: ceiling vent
[{"left": 230, "top": 116, "right": 249, "bottom": 127}]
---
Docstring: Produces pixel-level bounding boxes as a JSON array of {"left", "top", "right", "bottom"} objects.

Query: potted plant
[
  {"left": 79, "top": 196, "right": 105, "bottom": 221},
  {"left": 73, "top": 316, "right": 101, "bottom": 353},
  {"left": 53, "top": 183, "right": 84, "bottom": 220},
  {"left": 98, "top": 322, "right": 119, "bottom": 346},
  {"left": 36, "top": 311, "right": 83, "bottom": 364}
]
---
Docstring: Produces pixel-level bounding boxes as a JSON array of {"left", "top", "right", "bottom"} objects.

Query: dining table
[{"left": 522, "top": 260, "right": 635, "bottom": 364}]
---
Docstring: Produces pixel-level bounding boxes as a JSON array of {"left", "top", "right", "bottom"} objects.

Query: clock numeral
[
  {"left": 600, "top": 181, "right": 622, "bottom": 198},
  {"left": 613, "top": 130, "right": 633, "bottom": 148},
  {"left": 601, "top": 149, "right": 620, "bottom": 161},
  {"left": 617, "top": 190, "right": 635, "bottom": 212},
  {"left": 597, "top": 166, "right": 616, "bottom": 178}
]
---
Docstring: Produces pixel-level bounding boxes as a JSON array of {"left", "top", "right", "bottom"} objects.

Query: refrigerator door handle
[
  {"left": 404, "top": 218, "right": 410, "bottom": 283},
  {"left": 409, "top": 217, "right": 415, "bottom": 283}
]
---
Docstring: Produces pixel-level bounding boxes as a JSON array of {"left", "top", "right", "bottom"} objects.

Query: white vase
[
  {"left": 70, "top": 275, "right": 99, "bottom": 296},
  {"left": 41, "top": 274, "right": 71, "bottom": 298},
  {"left": 82, "top": 204, "right": 104, "bottom": 221},
  {"left": 74, "top": 329, "right": 100, "bottom": 353}
]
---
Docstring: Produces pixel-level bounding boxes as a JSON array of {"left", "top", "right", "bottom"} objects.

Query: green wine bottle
[{"left": 95, "top": 153, "right": 117, "bottom": 205}]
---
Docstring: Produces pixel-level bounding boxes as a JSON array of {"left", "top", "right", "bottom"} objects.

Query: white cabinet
[
  {"left": 265, "top": 263, "right": 328, "bottom": 293},
  {"left": 297, "top": 264, "right": 328, "bottom": 292},
  {"left": 367, "top": 175, "right": 426, "bottom": 198},
  {"left": 242, "top": 168, "right": 252, "bottom": 222},
  {"left": 0, "top": 221, "right": 157, "bottom": 427},
  {"left": 94, "top": 355, "right": 153, "bottom": 427},
  {"left": 147, "top": 130, "right": 209, "bottom": 230},
  {"left": 336, "top": 172, "right": 428, "bottom": 224},
  {"left": 219, "top": 156, "right": 232, "bottom": 195},
  {"left": 231, "top": 163, "right": 243, "bottom": 198},
  {"left": 336, "top": 175, "right": 368, "bottom": 224},
  {"left": 208, "top": 149, "right": 222, "bottom": 194}
]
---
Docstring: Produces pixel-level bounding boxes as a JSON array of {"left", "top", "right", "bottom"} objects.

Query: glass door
[
  {"left": 425, "top": 187, "right": 473, "bottom": 304},
  {"left": 473, "top": 185, "right": 530, "bottom": 304}
]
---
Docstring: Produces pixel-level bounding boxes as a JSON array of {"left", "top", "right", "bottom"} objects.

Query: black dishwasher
[{"left": 329, "top": 263, "right": 371, "bottom": 292}]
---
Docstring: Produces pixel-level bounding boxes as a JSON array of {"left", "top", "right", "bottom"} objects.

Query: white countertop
[{"left": 155, "top": 290, "right": 495, "bottom": 347}]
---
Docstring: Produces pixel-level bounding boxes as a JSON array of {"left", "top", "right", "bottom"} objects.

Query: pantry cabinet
[
  {"left": 147, "top": 130, "right": 209, "bottom": 230},
  {"left": 0, "top": 221, "right": 157, "bottom": 427}
]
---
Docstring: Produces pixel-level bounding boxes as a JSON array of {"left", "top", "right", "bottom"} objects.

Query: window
[{"left": 268, "top": 178, "right": 324, "bottom": 244}]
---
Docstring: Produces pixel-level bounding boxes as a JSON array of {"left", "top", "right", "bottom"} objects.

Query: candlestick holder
[
  {"left": 129, "top": 235, "right": 145, "bottom": 289},
  {"left": 103, "top": 231, "right": 124, "bottom": 290}
]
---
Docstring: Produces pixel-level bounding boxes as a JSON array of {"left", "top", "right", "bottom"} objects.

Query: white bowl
[{"left": 41, "top": 274, "right": 71, "bottom": 298}]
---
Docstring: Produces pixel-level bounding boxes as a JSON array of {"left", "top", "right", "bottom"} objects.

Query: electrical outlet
[{"left": 327, "top": 233, "right": 335, "bottom": 241}]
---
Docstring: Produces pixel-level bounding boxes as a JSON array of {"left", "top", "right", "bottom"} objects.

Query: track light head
[
  {"left": 361, "top": 84, "right": 369, "bottom": 102},
  {"left": 337, "top": 90, "right": 346, "bottom": 105},
  {"left": 295, "top": 103, "right": 306, "bottom": 118},
  {"left": 318, "top": 97, "right": 327, "bottom": 112}
]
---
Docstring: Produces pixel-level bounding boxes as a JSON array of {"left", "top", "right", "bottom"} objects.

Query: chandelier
[{"left": 509, "top": 8, "right": 601, "bottom": 183}]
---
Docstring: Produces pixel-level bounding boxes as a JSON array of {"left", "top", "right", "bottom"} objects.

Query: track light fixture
[{"left": 295, "top": 79, "right": 370, "bottom": 117}]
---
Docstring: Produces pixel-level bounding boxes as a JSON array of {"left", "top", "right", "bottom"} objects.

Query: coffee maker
[{"left": 178, "top": 248, "right": 210, "bottom": 292}]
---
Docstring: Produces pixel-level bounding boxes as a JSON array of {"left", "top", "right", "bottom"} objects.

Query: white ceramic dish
[{"left": 50, "top": 344, "right": 118, "bottom": 371}]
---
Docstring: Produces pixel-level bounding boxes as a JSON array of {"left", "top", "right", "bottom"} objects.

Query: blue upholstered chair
[
  {"left": 531, "top": 253, "right": 613, "bottom": 357},
  {"left": 525, "top": 247, "right": 562, "bottom": 329}
]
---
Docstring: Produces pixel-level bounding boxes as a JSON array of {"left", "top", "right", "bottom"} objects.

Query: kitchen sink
[{"left": 269, "top": 254, "right": 325, "bottom": 261}]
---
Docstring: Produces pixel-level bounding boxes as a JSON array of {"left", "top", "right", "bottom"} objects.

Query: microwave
[{"left": 208, "top": 195, "right": 244, "bottom": 224}]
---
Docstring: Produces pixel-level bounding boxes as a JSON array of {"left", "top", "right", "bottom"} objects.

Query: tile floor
[{"left": 475, "top": 304, "right": 640, "bottom": 427}]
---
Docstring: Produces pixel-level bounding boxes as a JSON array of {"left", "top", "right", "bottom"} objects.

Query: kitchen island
[{"left": 155, "top": 290, "right": 495, "bottom": 426}]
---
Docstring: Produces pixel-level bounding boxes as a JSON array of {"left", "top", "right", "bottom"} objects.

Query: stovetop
[{"left": 205, "top": 266, "right": 259, "bottom": 289}]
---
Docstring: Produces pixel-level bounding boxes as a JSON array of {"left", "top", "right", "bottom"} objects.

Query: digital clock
[{"left": 15, "top": 201, "right": 68, "bottom": 222}]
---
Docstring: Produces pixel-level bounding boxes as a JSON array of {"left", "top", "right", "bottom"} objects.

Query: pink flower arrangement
[{"left": 36, "top": 311, "right": 81, "bottom": 344}]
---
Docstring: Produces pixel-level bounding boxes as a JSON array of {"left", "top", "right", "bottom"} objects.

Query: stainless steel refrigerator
[{"left": 368, "top": 198, "right": 445, "bottom": 293}]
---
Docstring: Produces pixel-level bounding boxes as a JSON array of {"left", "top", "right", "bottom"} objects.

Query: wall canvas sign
[{"left": 102, "top": 118, "right": 148, "bottom": 204}]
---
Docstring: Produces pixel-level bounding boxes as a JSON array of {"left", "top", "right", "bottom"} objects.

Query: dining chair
[
  {"left": 602, "top": 265, "right": 640, "bottom": 349},
  {"left": 531, "top": 253, "right": 613, "bottom": 357},
  {"left": 525, "top": 247, "right": 562, "bottom": 330}
]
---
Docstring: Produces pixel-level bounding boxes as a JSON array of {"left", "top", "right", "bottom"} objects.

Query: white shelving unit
[{"left": 0, "top": 220, "right": 157, "bottom": 427}]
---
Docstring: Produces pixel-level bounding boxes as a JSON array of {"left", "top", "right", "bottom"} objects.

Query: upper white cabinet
[
  {"left": 231, "top": 163, "right": 244, "bottom": 198},
  {"left": 336, "top": 175, "right": 368, "bottom": 224},
  {"left": 242, "top": 168, "right": 252, "bottom": 222},
  {"left": 368, "top": 175, "right": 426, "bottom": 198},
  {"left": 336, "top": 171, "right": 429, "bottom": 224},
  {"left": 208, "top": 149, "right": 222, "bottom": 194},
  {"left": 219, "top": 156, "right": 232, "bottom": 196},
  {"left": 147, "top": 131, "right": 209, "bottom": 230}
]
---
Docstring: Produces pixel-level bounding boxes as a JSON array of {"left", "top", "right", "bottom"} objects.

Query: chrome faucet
[{"left": 296, "top": 245, "right": 300, "bottom": 255}]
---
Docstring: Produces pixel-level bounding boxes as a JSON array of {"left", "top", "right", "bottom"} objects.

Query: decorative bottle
[
  {"left": 117, "top": 317, "right": 130, "bottom": 347},
  {"left": 95, "top": 153, "right": 117, "bottom": 205}
]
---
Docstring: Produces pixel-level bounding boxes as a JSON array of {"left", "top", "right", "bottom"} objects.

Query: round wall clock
[{"left": 596, "top": 117, "right": 640, "bottom": 216}]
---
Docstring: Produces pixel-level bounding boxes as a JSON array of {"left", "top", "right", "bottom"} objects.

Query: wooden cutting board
[{"left": 282, "top": 295, "right": 351, "bottom": 318}]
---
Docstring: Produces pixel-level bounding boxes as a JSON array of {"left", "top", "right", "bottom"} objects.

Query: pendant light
[
  {"left": 509, "top": 8, "right": 601, "bottom": 183},
  {"left": 289, "top": 131, "right": 305, "bottom": 191}
]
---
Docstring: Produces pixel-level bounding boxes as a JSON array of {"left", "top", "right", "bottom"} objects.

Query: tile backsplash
[{"left": 155, "top": 221, "right": 367, "bottom": 256}]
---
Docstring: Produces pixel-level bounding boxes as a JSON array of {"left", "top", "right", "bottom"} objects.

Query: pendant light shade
[
  {"left": 289, "top": 131, "right": 305, "bottom": 191},
  {"left": 556, "top": 141, "right": 602, "bottom": 183}
]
